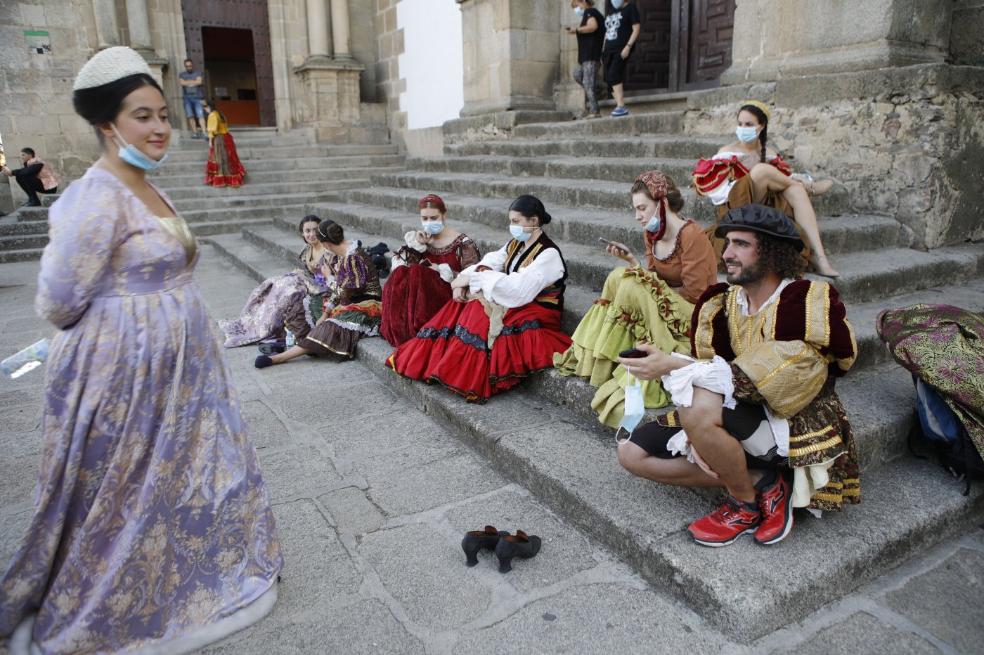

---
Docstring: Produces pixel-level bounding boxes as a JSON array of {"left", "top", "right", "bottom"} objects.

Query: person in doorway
[
  {"left": 567, "top": 0, "right": 605, "bottom": 119},
  {"left": 202, "top": 98, "right": 246, "bottom": 187},
  {"left": 178, "top": 58, "right": 206, "bottom": 139},
  {"left": 0, "top": 46, "right": 282, "bottom": 654},
  {"left": 602, "top": 0, "right": 641, "bottom": 117},
  {"left": 1, "top": 147, "right": 59, "bottom": 207},
  {"left": 616, "top": 204, "right": 860, "bottom": 547}
]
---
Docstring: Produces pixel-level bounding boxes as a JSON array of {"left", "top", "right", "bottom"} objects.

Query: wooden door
[
  {"left": 181, "top": 0, "right": 276, "bottom": 127},
  {"left": 613, "top": 0, "right": 734, "bottom": 94}
]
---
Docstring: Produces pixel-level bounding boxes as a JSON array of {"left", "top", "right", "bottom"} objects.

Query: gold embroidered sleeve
[{"left": 733, "top": 339, "right": 828, "bottom": 418}]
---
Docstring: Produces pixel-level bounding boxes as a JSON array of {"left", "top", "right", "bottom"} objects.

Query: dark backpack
[{"left": 908, "top": 377, "right": 984, "bottom": 495}]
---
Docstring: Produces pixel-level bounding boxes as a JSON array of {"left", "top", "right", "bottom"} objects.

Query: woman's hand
[
  {"left": 450, "top": 273, "right": 470, "bottom": 289},
  {"left": 606, "top": 242, "right": 639, "bottom": 267},
  {"left": 415, "top": 230, "right": 432, "bottom": 245},
  {"left": 690, "top": 444, "right": 719, "bottom": 479},
  {"left": 452, "top": 287, "right": 469, "bottom": 303},
  {"left": 617, "top": 343, "right": 683, "bottom": 381}
]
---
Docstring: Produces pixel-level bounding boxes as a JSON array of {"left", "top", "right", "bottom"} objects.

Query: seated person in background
[
  {"left": 616, "top": 204, "right": 860, "bottom": 547},
  {"left": 1, "top": 147, "right": 59, "bottom": 207},
  {"left": 555, "top": 170, "right": 716, "bottom": 429},
  {"left": 388, "top": 195, "right": 571, "bottom": 402},
  {"left": 256, "top": 219, "right": 382, "bottom": 366},
  {"left": 381, "top": 193, "right": 481, "bottom": 347},
  {"left": 219, "top": 214, "right": 331, "bottom": 348},
  {"left": 693, "top": 100, "right": 839, "bottom": 277}
]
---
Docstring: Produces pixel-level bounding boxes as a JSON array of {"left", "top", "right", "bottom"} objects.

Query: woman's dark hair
[
  {"left": 738, "top": 103, "right": 769, "bottom": 163},
  {"left": 73, "top": 73, "right": 165, "bottom": 142},
  {"left": 509, "top": 194, "right": 552, "bottom": 226},
  {"left": 298, "top": 214, "right": 321, "bottom": 234},
  {"left": 204, "top": 98, "right": 226, "bottom": 123},
  {"left": 316, "top": 219, "right": 344, "bottom": 245},
  {"left": 757, "top": 233, "right": 807, "bottom": 279},
  {"left": 629, "top": 177, "right": 685, "bottom": 213},
  {"left": 20, "top": 147, "right": 36, "bottom": 157}
]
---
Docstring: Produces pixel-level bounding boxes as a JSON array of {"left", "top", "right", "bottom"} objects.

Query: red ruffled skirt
[
  {"left": 381, "top": 264, "right": 453, "bottom": 347},
  {"left": 386, "top": 298, "right": 572, "bottom": 401},
  {"left": 205, "top": 133, "right": 246, "bottom": 188}
]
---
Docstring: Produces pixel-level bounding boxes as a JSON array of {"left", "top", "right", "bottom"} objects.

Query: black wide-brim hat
[{"left": 714, "top": 203, "right": 804, "bottom": 249}]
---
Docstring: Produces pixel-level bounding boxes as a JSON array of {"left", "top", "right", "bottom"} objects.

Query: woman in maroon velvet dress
[{"left": 381, "top": 194, "right": 481, "bottom": 346}]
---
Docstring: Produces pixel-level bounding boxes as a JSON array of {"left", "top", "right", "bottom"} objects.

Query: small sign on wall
[{"left": 25, "top": 30, "right": 51, "bottom": 54}]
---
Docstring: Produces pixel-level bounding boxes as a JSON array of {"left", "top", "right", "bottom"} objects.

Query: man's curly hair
[{"left": 757, "top": 232, "right": 808, "bottom": 279}]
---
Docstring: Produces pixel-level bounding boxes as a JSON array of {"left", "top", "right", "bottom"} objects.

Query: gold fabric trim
[
  {"left": 755, "top": 344, "right": 810, "bottom": 388},
  {"left": 788, "top": 426, "right": 835, "bottom": 442},
  {"left": 788, "top": 435, "right": 843, "bottom": 457},
  {"left": 812, "top": 491, "right": 844, "bottom": 503}
]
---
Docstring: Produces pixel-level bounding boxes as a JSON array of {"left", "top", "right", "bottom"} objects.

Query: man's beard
[{"left": 725, "top": 259, "right": 766, "bottom": 285}]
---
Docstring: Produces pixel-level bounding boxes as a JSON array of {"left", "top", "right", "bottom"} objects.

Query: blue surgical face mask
[
  {"left": 611, "top": 0, "right": 624, "bottom": 9},
  {"left": 422, "top": 220, "right": 444, "bottom": 235},
  {"left": 574, "top": 6, "right": 584, "bottom": 17},
  {"left": 615, "top": 377, "right": 645, "bottom": 444},
  {"left": 644, "top": 215, "right": 662, "bottom": 233},
  {"left": 510, "top": 224, "right": 532, "bottom": 242},
  {"left": 111, "top": 124, "right": 168, "bottom": 171},
  {"left": 735, "top": 126, "right": 759, "bottom": 143}
]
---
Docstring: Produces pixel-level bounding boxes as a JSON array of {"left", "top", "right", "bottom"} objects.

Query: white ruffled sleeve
[{"left": 468, "top": 247, "right": 565, "bottom": 309}]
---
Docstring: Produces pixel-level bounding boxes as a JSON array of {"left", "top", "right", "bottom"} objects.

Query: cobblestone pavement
[{"left": 0, "top": 251, "right": 981, "bottom": 654}]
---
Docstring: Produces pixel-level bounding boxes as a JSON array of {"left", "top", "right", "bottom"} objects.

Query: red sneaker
[
  {"left": 688, "top": 496, "right": 761, "bottom": 547},
  {"left": 754, "top": 470, "right": 794, "bottom": 545}
]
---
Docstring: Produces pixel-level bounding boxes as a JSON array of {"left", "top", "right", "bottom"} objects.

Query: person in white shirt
[{"left": 386, "top": 195, "right": 572, "bottom": 401}]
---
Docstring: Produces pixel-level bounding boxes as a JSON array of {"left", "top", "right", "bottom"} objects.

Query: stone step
[
  {"left": 0, "top": 221, "right": 47, "bottom": 236},
  {"left": 367, "top": 170, "right": 849, "bottom": 221},
  {"left": 151, "top": 166, "right": 399, "bottom": 191},
  {"left": 165, "top": 143, "right": 400, "bottom": 164},
  {"left": 159, "top": 177, "right": 366, "bottom": 200},
  {"left": 445, "top": 134, "right": 726, "bottom": 160},
  {"left": 309, "top": 196, "right": 946, "bottom": 305},
  {"left": 170, "top": 191, "right": 342, "bottom": 212},
  {"left": 0, "top": 247, "right": 44, "bottom": 263},
  {"left": 0, "top": 233, "right": 47, "bottom": 250},
  {"left": 171, "top": 133, "right": 317, "bottom": 150},
  {"left": 149, "top": 154, "right": 406, "bottom": 182},
  {"left": 340, "top": 186, "right": 880, "bottom": 255},
  {"left": 511, "top": 111, "right": 685, "bottom": 139},
  {"left": 442, "top": 110, "right": 577, "bottom": 142},
  {"left": 351, "top": 332, "right": 984, "bottom": 642}
]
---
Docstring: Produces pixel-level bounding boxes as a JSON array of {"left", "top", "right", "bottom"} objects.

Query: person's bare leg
[
  {"left": 269, "top": 344, "right": 311, "bottom": 365},
  {"left": 749, "top": 164, "right": 839, "bottom": 277},
  {"left": 678, "top": 387, "right": 756, "bottom": 503},
  {"left": 613, "top": 82, "right": 625, "bottom": 109},
  {"left": 617, "top": 441, "right": 723, "bottom": 487}
]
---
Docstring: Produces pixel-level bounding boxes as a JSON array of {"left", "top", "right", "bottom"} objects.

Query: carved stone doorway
[{"left": 181, "top": 0, "right": 276, "bottom": 126}]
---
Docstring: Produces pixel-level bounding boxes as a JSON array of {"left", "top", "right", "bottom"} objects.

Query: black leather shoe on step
[
  {"left": 494, "top": 529, "right": 542, "bottom": 573},
  {"left": 461, "top": 525, "right": 509, "bottom": 567}
]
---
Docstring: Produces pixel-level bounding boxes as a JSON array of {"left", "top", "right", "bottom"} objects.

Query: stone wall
[
  {"left": 373, "top": 0, "right": 407, "bottom": 144},
  {"left": 684, "top": 64, "right": 984, "bottom": 249},
  {"left": 0, "top": 0, "right": 103, "bottom": 190}
]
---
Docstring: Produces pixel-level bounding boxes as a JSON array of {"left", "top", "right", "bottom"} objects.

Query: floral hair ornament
[
  {"left": 635, "top": 169, "right": 670, "bottom": 222},
  {"left": 740, "top": 99, "right": 772, "bottom": 121}
]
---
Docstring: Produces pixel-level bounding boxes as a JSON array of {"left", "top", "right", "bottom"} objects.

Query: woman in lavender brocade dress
[{"left": 0, "top": 47, "right": 282, "bottom": 655}]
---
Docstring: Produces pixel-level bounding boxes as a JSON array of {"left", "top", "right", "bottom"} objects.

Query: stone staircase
[
  {"left": 203, "top": 111, "right": 984, "bottom": 642},
  {"left": 0, "top": 127, "right": 405, "bottom": 262}
]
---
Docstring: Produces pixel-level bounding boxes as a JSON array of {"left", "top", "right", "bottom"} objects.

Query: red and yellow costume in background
[
  {"left": 688, "top": 278, "right": 861, "bottom": 510},
  {"left": 387, "top": 232, "right": 572, "bottom": 402},
  {"left": 205, "top": 110, "right": 246, "bottom": 188}
]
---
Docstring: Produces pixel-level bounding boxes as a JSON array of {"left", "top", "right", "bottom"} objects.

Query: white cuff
[
  {"left": 660, "top": 355, "right": 736, "bottom": 409},
  {"left": 403, "top": 230, "right": 427, "bottom": 253},
  {"left": 436, "top": 263, "right": 454, "bottom": 284}
]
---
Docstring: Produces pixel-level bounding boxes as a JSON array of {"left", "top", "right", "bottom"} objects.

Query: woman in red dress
[
  {"left": 202, "top": 98, "right": 246, "bottom": 188},
  {"left": 387, "top": 195, "right": 572, "bottom": 401},
  {"left": 381, "top": 194, "right": 481, "bottom": 346}
]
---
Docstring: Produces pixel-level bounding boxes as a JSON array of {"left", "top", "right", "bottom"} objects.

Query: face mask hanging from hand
[
  {"left": 111, "top": 124, "right": 169, "bottom": 171},
  {"left": 615, "top": 375, "right": 645, "bottom": 445}
]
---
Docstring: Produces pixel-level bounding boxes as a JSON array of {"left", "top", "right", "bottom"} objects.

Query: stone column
[
  {"left": 330, "top": 0, "right": 353, "bottom": 60},
  {"left": 305, "top": 0, "right": 333, "bottom": 64},
  {"left": 125, "top": 0, "right": 153, "bottom": 54},
  {"left": 92, "top": 0, "right": 120, "bottom": 49}
]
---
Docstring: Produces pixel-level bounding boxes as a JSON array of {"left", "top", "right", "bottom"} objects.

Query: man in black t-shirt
[
  {"left": 602, "top": 0, "right": 641, "bottom": 117},
  {"left": 566, "top": 0, "right": 605, "bottom": 117}
]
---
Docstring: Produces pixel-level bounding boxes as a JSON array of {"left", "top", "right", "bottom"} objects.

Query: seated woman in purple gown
[
  {"left": 0, "top": 47, "right": 282, "bottom": 655},
  {"left": 218, "top": 214, "right": 331, "bottom": 348}
]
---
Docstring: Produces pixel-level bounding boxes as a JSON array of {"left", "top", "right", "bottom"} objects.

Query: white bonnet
[{"left": 73, "top": 46, "right": 153, "bottom": 91}]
